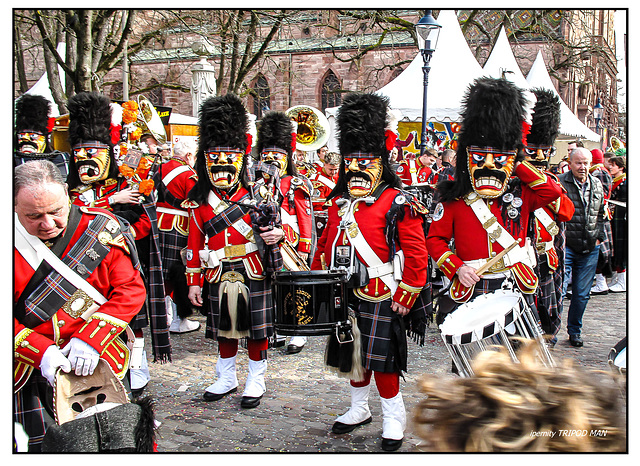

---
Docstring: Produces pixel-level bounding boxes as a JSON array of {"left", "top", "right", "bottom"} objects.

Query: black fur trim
[
  {"left": 15, "top": 94, "right": 51, "bottom": 135},
  {"left": 527, "top": 88, "right": 561, "bottom": 147},
  {"left": 133, "top": 396, "right": 156, "bottom": 452},
  {"left": 219, "top": 292, "right": 231, "bottom": 331},
  {"left": 67, "top": 92, "right": 113, "bottom": 147},
  {"left": 236, "top": 293, "right": 251, "bottom": 331}
]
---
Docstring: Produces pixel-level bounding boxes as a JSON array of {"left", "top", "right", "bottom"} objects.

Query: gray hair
[
  {"left": 173, "top": 140, "right": 195, "bottom": 159},
  {"left": 15, "top": 160, "right": 66, "bottom": 200},
  {"left": 569, "top": 147, "right": 592, "bottom": 162}
]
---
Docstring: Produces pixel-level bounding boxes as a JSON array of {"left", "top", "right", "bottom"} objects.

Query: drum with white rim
[
  {"left": 439, "top": 288, "right": 554, "bottom": 377},
  {"left": 608, "top": 336, "right": 626, "bottom": 374}
]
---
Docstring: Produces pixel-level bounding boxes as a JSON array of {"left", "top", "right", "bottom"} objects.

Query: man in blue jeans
[{"left": 559, "top": 147, "right": 605, "bottom": 347}]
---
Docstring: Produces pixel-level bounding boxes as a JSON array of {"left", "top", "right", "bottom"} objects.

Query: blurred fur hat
[
  {"left": 337, "top": 92, "right": 389, "bottom": 160},
  {"left": 256, "top": 111, "right": 295, "bottom": 157},
  {"left": 527, "top": 88, "right": 561, "bottom": 147},
  {"left": 67, "top": 92, "right": 113, "bottom": 147},
  {"left": 457, "top": 77, "right": 528, "bottom": 153},
  {"left": 198, "top": 94, "right": 249, "bottom": 151},
  {"left": 15, "top": 94, "right": 51, "bottom": 135}
]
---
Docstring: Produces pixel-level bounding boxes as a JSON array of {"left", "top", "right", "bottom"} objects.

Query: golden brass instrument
[
  {"left": 280, "top": 238, "right": 310, "bottom": 271},
  {"left": 136, "top": 95, "right": 167, "bottom": 145},
  {"left": 286, "top": 105, "right": 330, "bottom": 152}
]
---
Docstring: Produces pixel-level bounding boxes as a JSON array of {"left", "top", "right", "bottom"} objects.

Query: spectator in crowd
[
  {"left": 559, "top": 147, "right": 606, "bottom": 347},
  {"left": 607, "top": 156, "right": 627, "bottom": 292}
]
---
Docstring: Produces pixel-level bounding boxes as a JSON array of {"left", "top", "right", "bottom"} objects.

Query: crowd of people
[{"left": 13, "top": 79, "right": 627, "bottom": 453}]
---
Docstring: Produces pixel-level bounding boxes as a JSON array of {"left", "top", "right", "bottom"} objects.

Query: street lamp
[
  {"left": 415, "top": 10, "right": 442, "bottom": 157},
  {"left": 593, "top": 99, "right": 604, "bottom": 133}
]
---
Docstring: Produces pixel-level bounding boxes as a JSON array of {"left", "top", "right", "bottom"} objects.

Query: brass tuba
[
  {"left": 286, "top": 105, "right": 330, "bottom": 152},
  {"left": 136, "top": 95, "right": 167, "bottom": 145}
]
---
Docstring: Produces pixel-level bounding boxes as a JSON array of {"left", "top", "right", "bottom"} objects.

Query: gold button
[
  {"left": 58, "top": 320, "right": 66, "bottom": 327},
  {"left": 99, "top": 321, "right": 107, "bottom": 327},
  {"left": 117, "top": 364, "right": 123, "bottom": 369}
]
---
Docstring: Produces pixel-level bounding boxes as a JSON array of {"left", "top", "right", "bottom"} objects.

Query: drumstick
[
  {"left": 475, "top": 241, "right": 518, "bottom": 276},
  {"left": 320, "top": 253, "right": 327, "bottom": 270}
]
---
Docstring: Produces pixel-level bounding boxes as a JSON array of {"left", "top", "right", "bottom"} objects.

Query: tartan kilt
[
  {"left": 14, "top": 372, "right": 55, "bottom": 452},
  {"left": 158, "top": 227, "right": 188, "bottom": 279},
  {"left": 204, "top": 261, "right": 274, "bottom": 341},
  {"left": 534, "top": 254, "right": 562, "bottom": 337},
  {"left": 611, "top": 208, "right": 627, "bottom": 271},
  {"left": 597, "top": 220, "right": 613, "bottom": 272},
  {"left": 353, "top": 298, "right": 404, "bottom": 374}
]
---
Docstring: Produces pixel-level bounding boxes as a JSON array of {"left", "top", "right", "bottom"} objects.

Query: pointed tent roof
[
  {"left": 526, "top": 50, "right": 600, "bottom": 142},
  {"left": 482, "top": 26, "right": 529, "bottom": 89},
  {"left": 374, "top": 9, "right": 484, "bottom": 122}
]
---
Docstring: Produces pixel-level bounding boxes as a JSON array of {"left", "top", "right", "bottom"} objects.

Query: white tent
[
  {"left": 526, "top": 51, "right": 600, "bottom": 142},
  {"left": 482, "top": 26, "right": 530, "bottom": 89},
  {"left": 324, "top": 10, "right": 484, "bottom": 152}
]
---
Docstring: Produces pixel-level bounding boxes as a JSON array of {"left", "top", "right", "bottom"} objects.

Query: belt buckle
[
  {"left": 62, "top": 289, "right": 95, "bottom": 319},
  {"left": 224, "top": 244, "right": 246, "bottom": 258}
]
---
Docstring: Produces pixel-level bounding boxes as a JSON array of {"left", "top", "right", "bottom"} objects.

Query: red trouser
[
  {"left": 218, "top": 337, "right": 268, "bottom": 361},
  {"left": 350, "top": 370, "right": 399, "bottom": 399}
]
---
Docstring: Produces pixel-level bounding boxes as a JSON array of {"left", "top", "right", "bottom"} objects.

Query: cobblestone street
[{"left": 142, "top": 291, "right": 627, "bottom": 453}]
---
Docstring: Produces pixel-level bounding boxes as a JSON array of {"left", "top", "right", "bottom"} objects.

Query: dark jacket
[{"left": 559, "top": 171, "right": 605, "bottom": 254}]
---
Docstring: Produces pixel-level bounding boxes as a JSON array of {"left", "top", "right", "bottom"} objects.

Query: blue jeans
[{"left": 561, "top": 245, "right": 600, "bottom": 337}]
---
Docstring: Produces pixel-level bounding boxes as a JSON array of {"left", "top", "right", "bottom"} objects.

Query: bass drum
[{"left": 273, "top": 270, "right": 350, "bottom": 336}]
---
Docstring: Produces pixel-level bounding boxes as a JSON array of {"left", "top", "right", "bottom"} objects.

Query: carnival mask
[
  {"left": 73, "top": 142, "right": 112, "bottom": 184},
  {"left": 260, "top": 148, "right": 289, "bottom": 178},
  {"left": 523, "top": 144, "right": 556, "bottom": 170},
  {"left": 467, "top": 146, "right": 516, "bottom": 198},
  {"left": 344, "top": 154, "right": 382, "bottom": 198},
  {"left": 205, "top": 148, "right": 244, "bottom": 190},
  {"left": 17, "top": 130, "right": 47, "bottom": 154}
]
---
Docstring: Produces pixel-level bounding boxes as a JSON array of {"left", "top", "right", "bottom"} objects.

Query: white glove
[
  {"left": 61, "top": 337, "right": 100, "bottom": 377},
  {"left": 39, "top": 345, "right": 71, "bottom": 386}
]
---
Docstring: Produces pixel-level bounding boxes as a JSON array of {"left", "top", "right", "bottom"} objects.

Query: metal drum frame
[{"left": 273, "top": 270, "right": 350, "bottom": 336}]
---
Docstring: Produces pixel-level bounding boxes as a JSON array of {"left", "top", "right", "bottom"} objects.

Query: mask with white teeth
[
  {"left": 344, "top": 155, "right": 382, "bottom": 198},
  {"left": 205, "top": 148, "right": 244, "bottom": 190},
  {"left": 73, "top": 142, "right": 112, "bottom": 184},
  {"left": 260, "top": 148, "right": 288, "bottom": 178},
  {"left": 466, "top": 146, "right": 516, "bottom": 198}
]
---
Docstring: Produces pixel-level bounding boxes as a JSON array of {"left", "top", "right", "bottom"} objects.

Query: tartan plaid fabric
[
  {"left": 14, "top": 372, "right": 54, "bottom": 452},
  {"left": 21, "top": 213, "right": 110, "bottom": 327},
  {"left": 158, "top": 227, "right": 187, "bottom": 277},
  {"left": 131, "top": 200, "right": 171, "bottom": 362},
  {"left": 204, "top": 193, "right": 252, "bottom": 238},
  {"left": 203, "top": 261, "right": 274, "bottom": 341}
]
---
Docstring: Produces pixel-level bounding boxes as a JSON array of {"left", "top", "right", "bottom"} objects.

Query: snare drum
[
  {"left": 273, "top": 270, "right": 350, "bottom": 336},
  {"left": 439, "top": 289, "right": 554, "bottom": 377},
  {"left": 608, "top": 336, "right": 626, "bottom": 374}
]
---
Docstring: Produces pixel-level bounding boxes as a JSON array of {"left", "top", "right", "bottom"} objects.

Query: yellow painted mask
[
  {"left": 467, "top": 146, "right": 517, "bottom": 198},
  {"left": 344, "top": 154, "right": 382, "bottom": 198},
  {"left": 73, "top": 142, "right": 112, "bottom": 184},
  {"left": 205, "top": 148, "right": 244, "bottom": 190}
]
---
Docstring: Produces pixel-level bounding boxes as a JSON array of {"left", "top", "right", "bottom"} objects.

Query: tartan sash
[
  {"left": 16, "top": 207, "right": 112, "bottom": 329},
  {"left": 204, "top": 192, "right": 253, "bottom": 238}
]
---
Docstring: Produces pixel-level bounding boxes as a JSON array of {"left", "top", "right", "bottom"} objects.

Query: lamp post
[{"left": 415, "top": 10, "right": 442, "bottom": 157}]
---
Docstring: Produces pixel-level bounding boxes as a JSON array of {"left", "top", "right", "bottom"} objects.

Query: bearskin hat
[
  {"left": 15, "top": 94, "right": 51, "bottom": 135},
  {"left": 457, "top": 77, "right": 528, "bottom": 153},
  {"left": 337, "top": 92, "right": 389, "bottom": 160},
  {"left": 526, "top": 88, "right": 561, "bottom": 147},
  {"left": 67, "top": 92, "right": 114, "bottom": 148},
  {"left": 198, "top": 94, "right": 249, "bottom": 151},
  {"left": 329, "top": 92, "right": 401, "bottom": 198},
  {"left": 438, "top": 78, "right": 529, "bottom": 202},
  {"left": 256, "top": 111, "right": 295, "bottom": 156}
]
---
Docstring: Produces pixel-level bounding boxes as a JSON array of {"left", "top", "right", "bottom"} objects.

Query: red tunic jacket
[
  {"left": 278, "top": 175, "right": 313, "bottom": 255},
  {"left": 155, "top": 158, "right": 198, "bottom": 235},
  {"left": 311, "top": 187, "right": 428, "bottom": 309},
  {"left": 14, "top": 207, "right": 146, "bottom": 389}
]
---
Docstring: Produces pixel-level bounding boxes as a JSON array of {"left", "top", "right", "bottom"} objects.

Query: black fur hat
[
  {"left": 198, "top": 94, "right": 249, "bottom": 151},
  {"left": 15, "top": 94, "right": 51, "bottom": 135},
  {"left": 67, "top": 92, "right": 114, "bottom": 147},
  {"left": 457, "top": 77, "right": 527, "bottom": 153},
  {"left": 439, "top": 78, "right": 528, "bottom": 202},
  {"left": 329, "top": 92, "right": 401, "bottom": 198},
  {"left": 256, "top": 111, "right": 294, "bottom": 156},
  {"left": 527, "top": 88, "right": 561, "bottom": 147},
  {"left": 337, "top": 92, "right": 389, "bottom": 160}
]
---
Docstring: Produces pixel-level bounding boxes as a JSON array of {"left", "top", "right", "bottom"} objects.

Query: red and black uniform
[
  {"left": 308, "top": 168, "right": 338, "bottom": 237},
  {"left": 312, "top": 186, "right": 428, "bottom": 376},
  {"left": 278, "top": 175, "right": 313, "bottom": 259},
  {"left": 14, "top": 206, "right": 146, "bottom": 451},
  {"left": 154, "top": 158, "right": 198, "bottom": 317},
  {"left": 610, "top": 173, "right": 627, "bottom": 273},
  {"left": 186, "top": 186, "right": 274, "bottom": 342},
  {"left": 395, "top": 158, "right": 432, "bottom": 186},
  {"left": 427, "top": 162, "right": 562, "bottom": 310}
]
